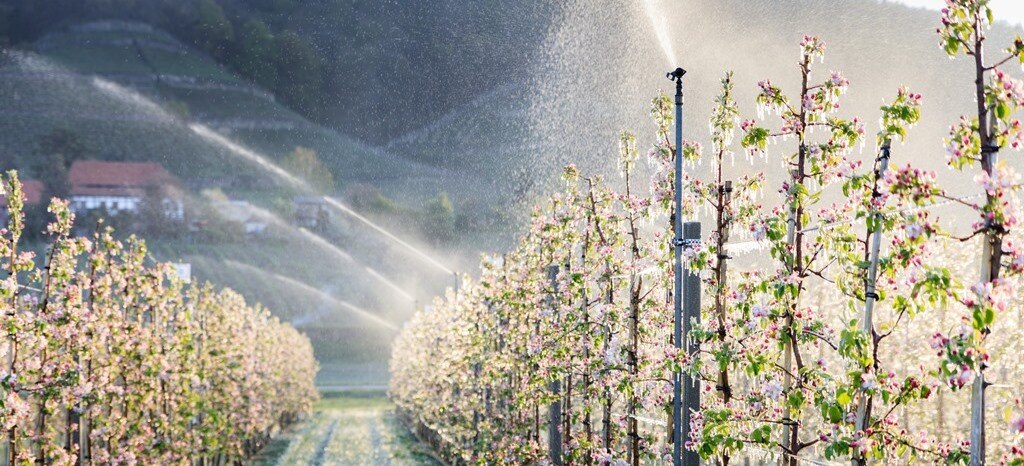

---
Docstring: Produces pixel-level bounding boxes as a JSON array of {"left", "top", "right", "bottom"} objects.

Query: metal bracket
[{"left": 675, "top": 238, "right": 701, "bottom": 248}]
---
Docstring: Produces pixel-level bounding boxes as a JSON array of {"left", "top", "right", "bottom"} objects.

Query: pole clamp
[
  {"left": 674, "top": 238, "right": 700, "bottom": 248},
  {"left": 865, "top": 291, "right": 879, "bottom": 300}
]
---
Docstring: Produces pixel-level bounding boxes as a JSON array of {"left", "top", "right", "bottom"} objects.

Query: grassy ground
[{"left": 253, "top": 391, "right": 441, "bottom": 466}]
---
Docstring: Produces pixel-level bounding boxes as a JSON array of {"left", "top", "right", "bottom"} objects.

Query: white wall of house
[
  {"left": 71, "top": 195, "right": 140, "bottom": 215},
  {"left": 71, "top": 195, "right": 184, "bottom": 220}
]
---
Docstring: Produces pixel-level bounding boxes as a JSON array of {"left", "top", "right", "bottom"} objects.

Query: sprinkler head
[{"left": 666, "top": 67, "right": 687, "bottom": 81}]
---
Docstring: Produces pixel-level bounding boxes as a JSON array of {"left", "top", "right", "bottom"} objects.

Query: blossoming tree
[
  {"left": 0, "top": 172, "right": 319, "bottom": 466},
  {"left": 390, "top": 3, "right": 1024, "bottom": 465}
]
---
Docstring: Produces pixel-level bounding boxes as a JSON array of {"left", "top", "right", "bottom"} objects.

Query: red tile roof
[
  {"left": 21, "top": 179, "right": 44, "bottom": 205},
  {"left": 69, "top": 161, "right": 178, "bottom": 198}
]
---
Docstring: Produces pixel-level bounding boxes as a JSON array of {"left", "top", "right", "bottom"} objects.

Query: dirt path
[
  {"left": 266, "top": 393, "right": 441, "bottom": 466},
  {"left": 311, "top": 420, "right": 339, "bottom": 466}
]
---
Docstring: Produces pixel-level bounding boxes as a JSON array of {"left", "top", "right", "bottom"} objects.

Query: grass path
[{"left": 256, "top": 392, "right": 441, "bottom": 466}]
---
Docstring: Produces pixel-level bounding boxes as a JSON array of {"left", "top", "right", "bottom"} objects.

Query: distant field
[{"left": 315, "top": 362, "right": 391, "bottom": 389}]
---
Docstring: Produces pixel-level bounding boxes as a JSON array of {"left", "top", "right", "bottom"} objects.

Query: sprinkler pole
[{"left": 667, "top": 66, "right": 694, "bottom": 466}]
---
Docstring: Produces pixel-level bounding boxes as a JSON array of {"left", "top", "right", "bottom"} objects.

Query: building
[
  {"left": 211, "top": 199, "right": 268, "bottom": 237},
  {"left": 69, "top": 160, "right": 184, "bottom": 219},
  {"left": 293, "top": 196, "right": 329, "bottom": 231}
]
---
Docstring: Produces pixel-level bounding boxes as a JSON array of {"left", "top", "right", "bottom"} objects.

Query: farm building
[{"left": 69, "top": 160, "right": 184, "bottom": 219}]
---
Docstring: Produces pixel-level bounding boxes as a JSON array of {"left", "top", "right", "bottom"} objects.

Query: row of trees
[
  {"left": 0, "top": 172, "right": 319, "bottom": 465},
  {"left": 390, "top": 1, "right": 1024, "bottom": 465}
]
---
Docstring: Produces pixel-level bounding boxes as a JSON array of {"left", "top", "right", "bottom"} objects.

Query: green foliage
[
  {"left": 420, "top": 192, "right": 456, "bottom": 246},
  {"left": 193, "top": 0, "right": 234, "bottom": 60},
  {"left": 281, "top": 146, "right": 335, "bottom": 193},
  {"left": 273, "top": 31, "right": 323, "bottom": 118},
  {"left": 234, "top": 18, "right": 278, "bottom": 89},
  {"left": 34, "top": 128, "right": 90, "bottom": 199}
]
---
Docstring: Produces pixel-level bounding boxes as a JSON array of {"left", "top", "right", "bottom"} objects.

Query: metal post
[
  {"left": 473, "top": 321, "right": 481, "bottom": 445},
  {"left": 667, "top": 66, "right": 687, "bottom": 466},
  {"left": 971, "top": 108, "right": 999, "bottom": 466},
  {"left": 850, "top": 143, "right": 892, "bottom": 466},
  {"left": 667, "top": 66, "right": 693, "bottom": 466},
  {"left": 682, "top": 222, "right": 701, "bottom": 466},
  {"left": 854, "top": 141, "right": 890, "bottom": 445},
  {"left": 547, "top": 265, "right": 563, "bottom": 465}
]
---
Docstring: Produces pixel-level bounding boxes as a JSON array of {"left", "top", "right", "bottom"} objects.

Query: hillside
[
  {"left": 23, "top": 21, "right": 455, "bottom": 195},
  {"left": 0, "top": 20, "right": 471, "bottom": 385},
  {"left": 0, "top": 0, "right": 559, "bottom": 145}
]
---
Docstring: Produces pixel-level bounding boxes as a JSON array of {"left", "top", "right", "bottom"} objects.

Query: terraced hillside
[
  {"left": 14, "top": 21, "right": 458, "bottom": 198},
  {"left": 0, "top": 20, "right": 470, "bottom": 385}
]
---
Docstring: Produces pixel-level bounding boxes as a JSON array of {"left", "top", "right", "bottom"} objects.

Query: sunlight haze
[{"left": 882, "top": 0, "right": 1024, "bottom": 27}]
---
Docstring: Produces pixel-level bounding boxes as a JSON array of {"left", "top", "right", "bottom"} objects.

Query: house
[
  {"left": 211, "top": 200, "right": 268, "bottom": 237},
  {"left": 293, "top": 196, "right": 329, "bottom": 231},
  {"left": 69, "top": 161, "right": 184, "bottom": 219}
]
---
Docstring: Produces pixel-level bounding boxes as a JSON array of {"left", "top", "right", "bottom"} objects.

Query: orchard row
[
  {"left": 391, "top": 1, "right": 1024, "bottom": 465},
  {"left": 0, "top": 173, "right": 319, "bottom": 466}
]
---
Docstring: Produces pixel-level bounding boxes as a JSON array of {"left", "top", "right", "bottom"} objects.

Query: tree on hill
[
  {"left": 193, "top": 0, "right": 234, "bottom": 60},
  {"left": 281, "top": 146, "right": 334, "bottom": 193},
  {"left": 234, "top": 18, "right": 278, "bottom": 89},
  {"left": 273, "top": 30, "right": 322, "bottom": 118},
  {"left": 420, "top": 192, "right": 455, "bottom": 246},
  {"left": 36, "top": 128, "right": 89, "bottom": 199}
]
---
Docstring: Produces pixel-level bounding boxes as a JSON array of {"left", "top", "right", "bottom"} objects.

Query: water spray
[
  {"left": 224, "top": 201, "right": 416, "bottom": 302},
  {"left": 318, "top": 196, "right": 456, "bottom": 275},
  {"left": 189, "top": 123, "right": 455, "bottom": 276},
  {"left": 365, "top": 267, "right": 416, "bottom": 302},
  {"left": 644, "top": 0, "right": 678, "bottom": 66},
  {"left": 224, "top": 260, "right": 398, "bottom": 331}
]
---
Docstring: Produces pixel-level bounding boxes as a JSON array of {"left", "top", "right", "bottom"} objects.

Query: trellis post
[
  {"left": 547, "top": 264, "right": 564, "bottom": 465},
  {"left": 853, "top": 140, "right": 891, "bottom": 466},
  {"left": 682, "top": 221, "right": 702, "bottom": 466}
]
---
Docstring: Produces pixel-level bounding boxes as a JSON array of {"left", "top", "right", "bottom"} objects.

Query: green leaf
[
  {"left": 788, "top": 390, "right": 805, "bottom": 410},
  {"left": 828, "top": 405, "right": 843, "bottom": 423},
  {"left": 996, "top": 102, "right": 1010, "bottom": 120},
  {"left": 837, "top": 390, "right": 852, "bottom": 407}
]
